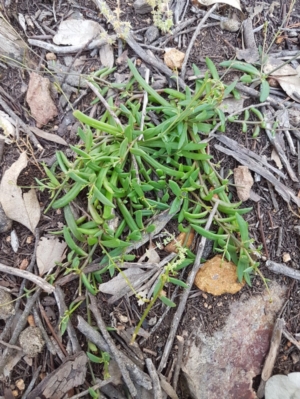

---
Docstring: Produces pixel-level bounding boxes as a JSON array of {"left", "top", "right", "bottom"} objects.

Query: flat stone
[
  {"left": 145, "top": 26, "right": 159, "bottom": 43},
  {"left": 194, "top": 255, "right": 245, "bottom": 295},
  {"left": 133, "top": 0, "right": 152, "bottom": 14},
  {"left": 265, "top": 373, "right": 300, "bottom": 399},
  {"left": 0, "top": 203, "right": 12, "bottom": 233},
  {"left": 183, "top": 281, "right": 287, "bottom": 399}
]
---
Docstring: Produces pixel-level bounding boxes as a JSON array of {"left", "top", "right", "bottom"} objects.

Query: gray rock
[
  {"left": 0, "top": 289, "right": 15, "bottom": 320},
  {"left": 145, "top": 26, "right": 159, "bottom": 43},
  {"left": 0, "top": 203, "right": 12, "bottom": 233},
  {"left": 182, "top": 281, "right": 287, "bottom": 399},
  {"left": 133, "top": 0, "right": 152, "bottom": 14}
]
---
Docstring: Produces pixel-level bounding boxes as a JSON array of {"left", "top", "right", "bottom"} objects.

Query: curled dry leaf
[
  {"left": 197, "top": 0, "right": 241, "bottom": 11},
  {"left": 0, "top": 152, "right": 40, "bottom": 234},
  {"left": 165, "top": 231, "right": 195, "bottom": 253},
  {"left": 233, "top": 165, "right": 254, "bottom": 201},
  {"left": 99, "top": 43, "right": 114, "bottom": 68},
  {"left": 29, "top": 126, "right": 68, "bottom": 146},
  {"left": 271, "top": 149, "right": 283, "bottom": 170},
  {"left": 53, "top": 19, "right": 102, "bottom": 46},
  {"left": 164, "top": 48, "right": 185, "bottom": 70},
  {"left": 36, "top": 236, "right": 67, "bottom": 276}
]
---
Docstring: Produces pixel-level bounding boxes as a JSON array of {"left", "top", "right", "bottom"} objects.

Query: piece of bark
[
  {"left": 77, "top": 316, "right": 152, "bottom": 391},
  {"left": 27, "top": 351, "right": 87, "bottom": 399},
  {"left": 257, "top": 318, "right": 284, "bottom": 398},
  {"left": 0, "top": 16, "right": 33, "bottom": 67},
  {"left": 234, "top": 166, "right": 254, "bottom": 201},
  {"left": 265, "top": 260, "right": 300, "bottom": 280}
]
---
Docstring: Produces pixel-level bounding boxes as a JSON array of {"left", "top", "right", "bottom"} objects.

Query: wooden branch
[
  {"left": 0, "top": 262, "right": 54, "bottom": 293},
  {"left": 158, "top": 201, "right": 220, "bottom": 372}
]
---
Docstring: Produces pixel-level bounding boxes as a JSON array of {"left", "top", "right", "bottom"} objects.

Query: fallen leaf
[
  {"left": 263, "top": 56, "right": 297, "bottom": 77},
  {"left": 53, "top": 19, "right": 102, "bottom": 46},
  {"left": 233, "top": 166, "right": 254, "bottom": 201},
  {"left": 0, "top": 153, "right": 40, "bottom": 234},
  {"left": 99, "top": 43, "right": 114, "bottom": 68},
  {"left": 164, "top": 48, "right": 185, "bottom": 70},
  {"left": 36, "top": 236, "right": 67, "bottom": 275},
  {"left": 139, "top": 244, "right": 160, "bottom": 263},
  {"left": 99, "top": 268, "right": 144, "bottom": 295},
  {"left": 194, "top": 255, "right": 245, "bottom": 295},
  {"left": 10, "top": 230, "right": 19, "bottom": 253},
  {"left": 29, "top": 126, "right": 68, "bottom": 146},
  {"left": 18, "top": 13, "right": 26, "bottom": 32},
  {"left": 26, "top": 72, "right": 58, "bottom": 127},
  {"left": 0, "top": 110, "right": 15, "bottom": 139},
  {"left": 283, "top": 253, "right": 291, "bottom": 263},
  {"left": 165, "top": 231, "right": 195, "bottom": 253},
  {"left": 236, "top": 47, "right": 259, "bottom": 63},
  {"left": 271, "top": 149, "right": 283, "bottom": 169},
  {"left": 218, "top": 97, "right": 245, "bottom": 114},
  {"left": 276, "top": 75, "right": 300, "bottom": 103},
  {"left": 19, "top": 258, "right": 29, "bottom": 270},
  {"left": 197, "top": 0, "right": 241, "bottom": 11}
]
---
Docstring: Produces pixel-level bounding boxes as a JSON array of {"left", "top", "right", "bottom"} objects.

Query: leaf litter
[{"left": 0, "top": 152, "right": 41, "bottom": 234}]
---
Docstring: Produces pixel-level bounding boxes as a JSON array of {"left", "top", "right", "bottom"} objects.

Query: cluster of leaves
[{"left": 39, "top": 58, "right": 262, "bottom": 301}]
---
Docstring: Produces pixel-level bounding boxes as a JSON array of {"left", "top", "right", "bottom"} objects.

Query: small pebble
[
  {"left": 0, "top": 203, "right": 12, "bottom": 233},
  {"left": 0, "top": 289, "right": 15, "bottom": 320},
  {"left": 145, "top": 25, "right": 159, "bottom": 43},
  {"left": 19, "top": 326, "right": 45, "bottom": 357},
  {"left": 133, "top": 0, "right": 152, "bottom": 14},
  {"left": 220, "top": 18, "right": 241, "bottom": 32},
  {"left": 46, "top": 52, "right": 56, "bottom": 61}
]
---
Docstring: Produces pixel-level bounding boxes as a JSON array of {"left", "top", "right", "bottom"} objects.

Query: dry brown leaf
[
  {"left": 53, "top": 19, "right": 102, "bottom": 46},
  {"left": 99, "top": 268, "right": 144, "bottom": 295},
  {"left": 29, "top": 126, "right": 68, "bottom": 146},
  {"left": 0, "top": 152, "right": 40, "bottom": 234},
  {"left": 165, "top": 231, "right": 195, "bottom": 253},
  {"left": 164, "top": 48, "right": 185, "bottom": 70},
  {"left": 276, "top": 75, "right": 300, "bottom": 103},
  {"left": 0, "top": 110, "right": 15, "bottom": 139},
  {"left": 99, "top": 43, "right": 114, "bottom": 68},
  {"left": 26, "top": 72, "right": 58, "bottom": 127},
  {"left": 139, "top": 244, "right": 160, "bottom": 263},
  {"left": 36, "top": 236, "right": 67, "bottom": 276},
  {"left": 233, "top": 166, "right": 254, "bottom": 201},
  {"left": 263, "top": 56, "right": 297, "bottom": 77},
  {"left": 198, "top": 0, "right": 241, "bottom": 11},
  {"left": 271, "top": 149, "right": 283, "bottom": 169},
  {"left": 194, "top": 255, "right": 245, "bottom": 295}
]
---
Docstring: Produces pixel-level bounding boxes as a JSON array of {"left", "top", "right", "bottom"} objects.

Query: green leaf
[
  {"left": 169, "top": 197, "right": 182, "bottom": 214},
  {"left": 237, "top": 253, "right": 249, "bottom": 282},
  {"left": 101, "top": 239, "right": 130, "bottom": 248},
  {"left": 240, "top": 74, "right": 253, "bottom": 83},
  {"left": 145, "top": 224, "right": 156, "bottom": 233},
  {"left": 168, "top": 277, "right": 189, "bottom": 288},
  {"left": 224, "top": 80, "right": 237, "bottom": 97},
  {"left": 260, "top": 79, "right": 270, "bottom": 102},
  {"left": 191, "top": 224, "right": 229, "bottom": 241},
  {"left": 160, "top": 295, "right": 176, "bottom": 307},
  {"left": 235, "top": 213, "right": 249, "bottom": 243},
  {"left": 220, "top": 61, "right": 260, "bottom": 76},
  {"left": 87, "top": 352, "right": 104, "bottom": 364},
  {"left": 206, "top": 57, "right": 219, "bottom": 80},
  {"left": 93, "top": 186, "right": 115, "bottom": 208},
  {"left": 169, "top": 180, "right": 181, "bottom": 197}
]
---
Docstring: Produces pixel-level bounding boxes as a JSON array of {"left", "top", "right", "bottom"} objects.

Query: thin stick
[
  {"left": 257, "top": 202, "right": 269, "bottom": 259},
  {"left": 139, "top": 67, "right": 150, "bottom": 139},
  {"left": 181, "top": 4, "right": 218, "bottom": 80},
  {"left": 265, "top": 260, "right": 300, "bottom": 280},
  {"left": 158, "top": 201, "right": 220, "bottom": 372},
  {"left": 173, "top": 335, "right": 184, "bottom": 391},
  {"left": 0, "top": 96, "right": 42, "bottom": 150},
  {"left": 0, "top": 263, "right": 54, "bottom": 293},
  {"left": 68, "top": 378, "right": 113, "bottom": 399},
  {"left": 28, "top": 36, "right": 117, "bottom": 54},
  {"left": 88, "top": 294, "right": 137, "bottom": 397},
  {"left": 257, "top": 318, "right": 284, "bottom": 398},
  {"left": 145, "top": 358, "right": 163, "bottom": 399},
  {"left": 86, "top": 81, "right": 122, "bottom": 127},
  {"left": 33, "top": 306, "right": 57, "bottom": 355}
]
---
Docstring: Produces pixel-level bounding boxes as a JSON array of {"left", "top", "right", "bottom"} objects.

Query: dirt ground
[{"left": 1, "top": 0, "right": 300, "bottom": 398}]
